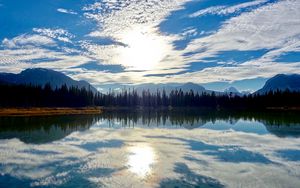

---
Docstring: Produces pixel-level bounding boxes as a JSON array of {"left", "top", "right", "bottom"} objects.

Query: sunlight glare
[
  {"left": 118, "top": 27, "right": 167, "bottom": 70},
  {"left": 127, "top": 144, "right": 156, "bottom": 178}
]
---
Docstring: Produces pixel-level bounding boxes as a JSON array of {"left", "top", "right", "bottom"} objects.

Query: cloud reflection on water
[{"left": 0, "top": 111, "right": 300, "bottom": 187}]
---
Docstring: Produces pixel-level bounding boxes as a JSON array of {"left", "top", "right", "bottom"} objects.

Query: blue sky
[{"left": 0, "top": 0, "right": 299, "bottom": 92}]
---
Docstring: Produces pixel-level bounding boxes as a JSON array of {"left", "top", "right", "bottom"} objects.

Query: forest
[
  {"left": 1, "top": 83, "right": 300, "bottom": 109},
  {"left": 0, "top": 83, "right": 96, "bottom": 107}
]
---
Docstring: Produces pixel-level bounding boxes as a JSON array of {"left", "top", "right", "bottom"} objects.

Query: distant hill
[
  {"left": 224, "top": 87, "right": 239, "bottom": 94},
  {"left": 256, "top": 74, "right": 300, "bottom": 94},
  {"left": 223, "top": 87, "right": 249, "bottom": 96},
  {"left": 224, "top": 87, "right": 240, "bottom": 94},
  {"left": 0, "top": 68, "right": 97, "bottom": 93},
  {"left": 176, "top": 82, "right": 206, "bottom": 93},
  {"left": 131, "top": 82, "right": 208, "bottom": 95},
  {"left": 101, "top": 82, "right": 236, "bottom": 95}
]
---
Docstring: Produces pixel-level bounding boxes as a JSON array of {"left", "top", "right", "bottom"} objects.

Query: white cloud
[
  {"left": 177, "top": 0, "right": 300, "bottom": 83},
  {"left": 83, "top": 0, "right": 188, "bottom": 36},
  {"left": 33, "top": 28, "right": 75, "bottom": 43},
  {"left": 189, "top": 6, "right": 226, "bottom": 17},
  {"left": 187, "top": 0, "right": 300, "bottom": 52},
  {"left": 180, "top": 27, "right": 198, "bottom": 37},
  {"left": 0, "top": 45, "right": 93, "bottom": 75},
  {"left": 218, "top": 0, "right": 268, "bottom": 15},
  {"left": 168, "top": 61, "right": 300, "bottom": 84},
  {"left": 2, "top": 34, "right": 56, "bottom": 48},
  {"left": 190, "top": 0, "right": 268, "bottom": 17},
  {"left": 57, "top": 8, "right": 77, "bottom": 15}
]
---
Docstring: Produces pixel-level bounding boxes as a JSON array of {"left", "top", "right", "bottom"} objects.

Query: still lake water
[{"left": 0, "top": 109, "right": 300, "bottom": 188}]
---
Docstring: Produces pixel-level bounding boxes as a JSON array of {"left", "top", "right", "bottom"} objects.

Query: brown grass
[{"left": 0, "top": 107, "right": 102, "bottom": 116}]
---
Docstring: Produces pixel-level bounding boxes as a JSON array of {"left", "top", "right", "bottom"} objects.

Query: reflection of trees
[
  {"left": 99, "top": 109, "right": 240, "bottom": 128},
  {"left": 0, "top": 115, "right": 100, "bottom": 144},
  {"left": 100, "top": 109, "right": 219, "bottom": 128},
  {"left": 100, "top": 109, "right": 300, "bottom": 136},
  {"left": 1, "top": 109, "right": 300, "bottom": 144}
]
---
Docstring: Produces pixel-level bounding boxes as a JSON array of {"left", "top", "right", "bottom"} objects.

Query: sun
[{"left": 117, "top": 27, "right": 167, "bottom": 70}]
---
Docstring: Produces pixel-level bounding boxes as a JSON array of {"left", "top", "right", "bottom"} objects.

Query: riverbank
[
  {"left": 1, "top": 106, "right": 299, "bottom": 117},
  {"left": 0, "top": 107, "right": 102, "bottom": 116}
]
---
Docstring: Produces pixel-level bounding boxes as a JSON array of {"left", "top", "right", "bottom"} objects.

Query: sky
[{"left": 0, "top": 0, "right": 300, "bottom": 92}]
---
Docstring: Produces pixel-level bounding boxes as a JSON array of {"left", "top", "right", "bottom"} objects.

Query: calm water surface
[{"left": 0, "top": 110, "right": 300, "bottom": 188}]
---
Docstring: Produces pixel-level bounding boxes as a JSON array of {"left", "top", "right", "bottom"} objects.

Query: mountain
[
  {"left": 176, "top": 82, "right": 206, "bottom": 93},
  {"left": 224, "top": 87, "right": 240, "bottom": 94},
  {"left": 0, "top": 68, "right": 97, "bottom": 93},
  {"left": 223, "top": 87, "right": 247, "bottom": 96},
  {"left": 126, "top": 82, "right": 207, "bottom": 95},
  {"left": 256, "top": 74, "right": 300, "bottom": 94},
  {"left": 241, "top": 91, "right": 251, "bottom": 95},
  {"left": 98, "top": 82, "right": 227, "bottom": 95}
]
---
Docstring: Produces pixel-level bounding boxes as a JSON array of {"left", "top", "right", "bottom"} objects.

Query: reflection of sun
[
  {"left": 127, "top": 144, "right": 156, "bottom": 178},
  {"left": 118, "top": 27, "right": 167, "bottom": 70}
]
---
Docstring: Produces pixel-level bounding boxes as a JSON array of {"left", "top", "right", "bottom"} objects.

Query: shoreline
[
  {"left": 0, "top": 107, "right": 102, "bottom": 117},
  {"left": 0, "top": 106, "right": 299, "bottom": 117}
]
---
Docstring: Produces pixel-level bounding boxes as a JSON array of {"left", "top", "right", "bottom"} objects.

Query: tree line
[
  {"left": 0, "top": 83, "right": 97, "bottom": 107},
  {"left": 98, "top": 88, "right": 300, "bottom": 109},
  {"left": 1, "top": 83, "right": 300, "bottom": 109}
]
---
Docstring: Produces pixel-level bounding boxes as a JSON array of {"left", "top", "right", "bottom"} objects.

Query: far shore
[{"left": 0, "top": 107, "right": 102, "bottom": 117}]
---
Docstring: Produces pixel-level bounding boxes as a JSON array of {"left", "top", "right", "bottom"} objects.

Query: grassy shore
[{"left": 0, "top": 107, "right": 102, "bottom": 116}]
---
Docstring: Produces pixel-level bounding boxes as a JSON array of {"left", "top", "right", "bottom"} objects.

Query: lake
[{"left": 0, "top": 109, "right": 300, "bottom": 188}]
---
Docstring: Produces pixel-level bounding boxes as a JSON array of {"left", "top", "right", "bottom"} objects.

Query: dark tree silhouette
[
  {"left": 0, "top": 83, "right": 98, "bottom": 107},
  {"left": 96, "top": 88, "right": 300, "bottom": 109},
  {"left": 1, "top": 83, "right": 300, "bottom": 109}
]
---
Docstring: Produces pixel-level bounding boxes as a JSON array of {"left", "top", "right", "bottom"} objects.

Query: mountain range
[
  {"left": 132, "top": 82, "right": 207, "bottom": 94},
  {"left": 102, "top": 82, "right": 243, "bottom": 96},
  {"left": 0, "top": 68, "right": 97, "bottom": 93},
  {"left": 256, "top": 74, "right": 300, "bottom": 94},
  {"left": 0, "top": 68, "right": 299, "bottom": 95}
]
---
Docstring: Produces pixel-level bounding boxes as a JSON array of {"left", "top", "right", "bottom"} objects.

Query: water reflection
[
  {"left": 100, "top": 109, "right": 300, "bottom": 137},
  {"left": 127, "top": 144, "right": 156, "bottom": 178},
  {"left": 0, "top": 110, "right": 300, "bottom": 187},
  {"left": 0, "top": 110, "right": 300, "bottom": 145},
  {"left": 159, "top": 163, "right": 224, "bottom": 188},
  {"left": 264, "top": 124, "right": 300, "bottom": 138},
  {"left": 0, "top": 115, "right": 100, "bottom": 144}
]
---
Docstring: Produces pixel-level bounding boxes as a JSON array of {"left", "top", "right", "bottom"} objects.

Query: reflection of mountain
[
  {"left": 264, "top": 124, "right": 300, "bottom": 138},
  {"left": 0, "top": 115, "right": 100, "bottom": 144}
]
